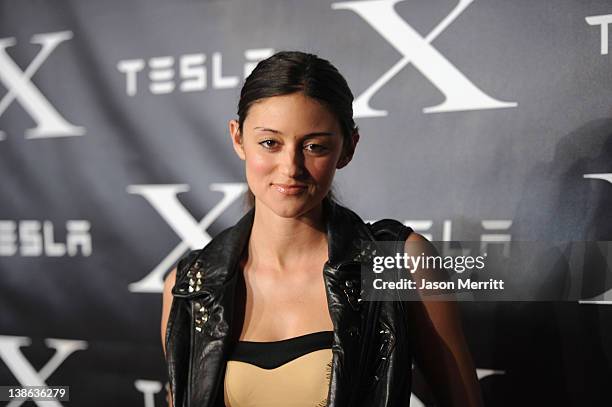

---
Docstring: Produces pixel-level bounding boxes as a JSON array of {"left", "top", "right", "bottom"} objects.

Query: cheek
[
  {"left": 245, "top": 150, "right": 274, "bottom": 180},
  {"left": 306, "top": 157, "right": 338, "bottom": 181}
]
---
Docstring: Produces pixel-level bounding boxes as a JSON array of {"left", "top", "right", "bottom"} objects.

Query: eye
[
  {"left": 304, "top": 143, "right": 328, "bottom": 154},
  {"left": 259, "top": 139, "right": 278, "bottom": 149}
]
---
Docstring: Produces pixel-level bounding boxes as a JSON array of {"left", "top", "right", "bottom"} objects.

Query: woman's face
[{"left": 229, "top": 92, "right": 356, "bottom": 218}]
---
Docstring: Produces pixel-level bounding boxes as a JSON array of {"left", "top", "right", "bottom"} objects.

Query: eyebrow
[{"left": 253, "top": 127, "right": 334, "bottom": 137}]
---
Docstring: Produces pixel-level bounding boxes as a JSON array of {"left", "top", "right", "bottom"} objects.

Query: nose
[{"left": 279, "top": 144, "right": 305, "bottom": 178}]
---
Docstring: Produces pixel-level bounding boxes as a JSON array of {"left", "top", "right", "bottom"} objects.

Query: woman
[{"left": 161, "top": 51, "right": 483, "bottom": 407}]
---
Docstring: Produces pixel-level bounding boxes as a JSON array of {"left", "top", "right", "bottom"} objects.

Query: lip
[{"left": 272, "top": 183, "right": 308, "bottom": 195}]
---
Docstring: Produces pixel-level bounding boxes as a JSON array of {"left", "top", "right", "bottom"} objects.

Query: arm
[
  {"left": 161, "top": 268, "right": 177, "bottom": 355},
  {"left": 405, "top": 232, "right": 484, "bottom": 407},
  {"left": 161, "top": 268, "right": 177, "bottom": 407}
]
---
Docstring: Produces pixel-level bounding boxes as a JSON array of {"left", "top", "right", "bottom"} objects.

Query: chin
[
  {"left": 258, "top": 194, "right": 319, "bottom": 219},
  {"left": 268, "top": 201, "right": 309, "bottom": 218}
]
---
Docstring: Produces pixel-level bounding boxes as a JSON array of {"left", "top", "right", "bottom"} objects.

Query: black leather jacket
[{"left": 165, "top": 198, "right": 415, "bottom": 406}]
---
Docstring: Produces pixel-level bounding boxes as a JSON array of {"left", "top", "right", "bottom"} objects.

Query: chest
[{"left": 239, "top": 263, "right": 334, "bottom": 340}]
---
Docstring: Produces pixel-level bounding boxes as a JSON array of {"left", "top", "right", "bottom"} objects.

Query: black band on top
[{"left": 228, "top": 331, "right": 334, "bottom": 369}]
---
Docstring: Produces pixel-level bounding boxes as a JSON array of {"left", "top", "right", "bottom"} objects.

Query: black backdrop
[{"left": 1, "top": 1, "right": 611, "bottom": 405}]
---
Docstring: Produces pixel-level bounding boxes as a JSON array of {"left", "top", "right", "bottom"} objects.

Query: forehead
[{"left": 245, "top": 93, "right": 339, "bottom": 131}]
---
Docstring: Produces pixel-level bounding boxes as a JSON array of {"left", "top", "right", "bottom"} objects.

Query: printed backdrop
[{"left": 1, "top": 0, "right": 611, "bottom": 406}]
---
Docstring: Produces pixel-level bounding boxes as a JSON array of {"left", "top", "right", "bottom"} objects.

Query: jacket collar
[{"left": 174, "top": 197, "right": 374, "bottom": 297}]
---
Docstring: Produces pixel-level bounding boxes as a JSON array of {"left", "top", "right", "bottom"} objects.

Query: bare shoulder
[
  {"left": 164, "top": 268, "right": 177, "bottom": 294},
  {"left": 406, "top": 231, "right": 428, "bottom": 243},
  {"left": 163, "top": 268, "right": 177, "bottom": 310},
  {"left": 404, "top": 231, "right": 436, "bottom": 255}
]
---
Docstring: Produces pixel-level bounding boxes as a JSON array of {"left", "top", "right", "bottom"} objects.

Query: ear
[
  {"left": 337, "top": 130, "right": 360, "bottom": 169},
  {"left": 229, "top": 119, "right": 246, "bottom": 161}
]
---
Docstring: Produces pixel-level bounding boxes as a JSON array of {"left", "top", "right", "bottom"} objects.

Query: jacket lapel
[
  {"left": 173, "top": 208, "right": 254, "bottom": 407},
  {"left": 322, "top": 199, "right": 380, "bottom": 406}
]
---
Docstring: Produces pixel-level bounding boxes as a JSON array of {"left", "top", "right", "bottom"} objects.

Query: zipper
[{"left": 374, "top": 325, "right": 395, "bottom": 381}]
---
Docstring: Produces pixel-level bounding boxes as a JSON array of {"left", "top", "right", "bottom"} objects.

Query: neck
[{"left": 247, "top": 201, "right": 329, "bottom": 274}]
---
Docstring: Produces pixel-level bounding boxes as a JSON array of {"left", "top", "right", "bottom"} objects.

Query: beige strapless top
[{"left": 224, "top": 331, "right": 333, "bottom": 407}]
